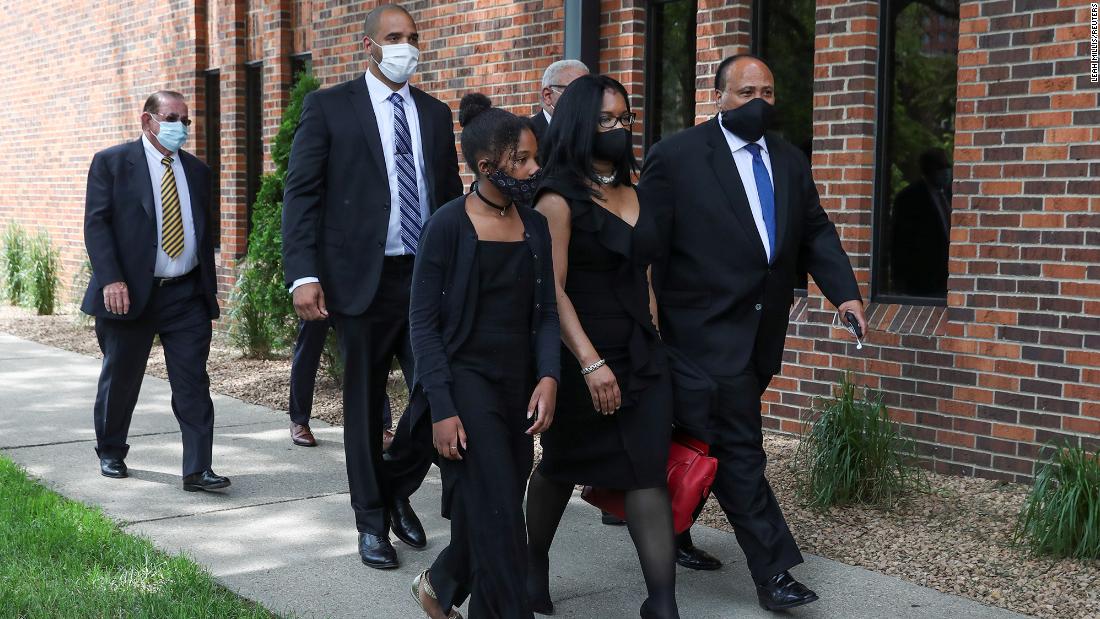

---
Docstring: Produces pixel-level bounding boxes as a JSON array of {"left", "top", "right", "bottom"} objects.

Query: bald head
[
  {"left": 142, "top": 90, "right": 185, "bottom": 115},
  {"left": 363, "top": 4, "right": 413, "bottom": 40},
  {"left": 715, "top": 54, "right": 775, "bottom": 112}
]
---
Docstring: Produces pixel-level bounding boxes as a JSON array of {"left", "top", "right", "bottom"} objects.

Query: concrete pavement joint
[
  {"left": 120, "top": 491, "right": 351, "bottom": 527},
  {"left": 2, "top": 420, "right": 290, "bottom": 451}
]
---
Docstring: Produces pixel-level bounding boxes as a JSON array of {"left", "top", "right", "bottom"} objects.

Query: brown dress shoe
[{"left": 291, "top": 422, "right": 317, "bottom": 447}]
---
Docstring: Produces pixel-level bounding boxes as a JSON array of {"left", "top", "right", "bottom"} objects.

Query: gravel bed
[{"left": 3, "top": 304, "right": 1096, "bottom": 618}]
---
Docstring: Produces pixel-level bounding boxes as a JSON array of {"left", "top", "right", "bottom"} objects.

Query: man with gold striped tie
[{"left": 82, "top": 90, "right": 228, "bottom": 493}]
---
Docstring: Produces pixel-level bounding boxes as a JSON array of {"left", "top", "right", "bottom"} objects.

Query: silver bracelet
[{"left": 581, "top": 358, "right": 607, "bottom": 376}]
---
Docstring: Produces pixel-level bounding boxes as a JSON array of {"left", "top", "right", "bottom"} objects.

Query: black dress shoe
[
  {"left": 675, "top": 542, "right": 722, "bottom": 571},
  {"left": 390, "top": 499, "right": 427, "bottom": 549},
  {"left": 182, "top": 469, "right": 231, "bottom": 492},
  {"left": 100, "top": 458, "right": 128, "bottom": 479},
  {"left": 601, "top": 510, "right": 626, "bottom": 525},
  {"left": 358, "top": 532, "right": 399, "bottom": 569},
  {"left": 756, "top": 571, "right": 818, "bottom": 611}
]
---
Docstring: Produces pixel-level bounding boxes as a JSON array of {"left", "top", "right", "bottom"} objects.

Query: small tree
[
  {"left": 230, "top": 70, "right": 320, "bottom": 357},
  {"left": 25, "top": 231, "right": 60, "bottom": 315}
]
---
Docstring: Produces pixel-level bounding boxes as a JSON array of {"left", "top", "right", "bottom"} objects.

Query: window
[
  {"left": 644, "top": 0, "right": 697, "bottom": 150},
  {"left": 873, "top": 0, "right": 959, "bottom": 304},
  {"left": 753, "top": 0, "right": 814, "bottom": 292},
  {"left": 290, "top": 52, "right": 312, "bottom": 86},
  {"left": 245, "top": 61, "right": 263, "bottom": 243},
  {"left": 204, "top": 70, "right": 221, "bottom": 250}
]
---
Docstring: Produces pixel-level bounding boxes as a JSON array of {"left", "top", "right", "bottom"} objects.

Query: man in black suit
[
  {"left": 83, "top": 90, "right": 229, "bottom": 493},
  {"left": 640, "top": 55, "right": 867, "bottom": 610},
  {"left": 282, "top": 4, "right": 463, "bottom": 569},
  {"left": 530, "top": 59, "right": 589, "bottom": 143}
]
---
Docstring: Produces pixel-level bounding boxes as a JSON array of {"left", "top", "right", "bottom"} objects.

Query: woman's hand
[
  {"left": 526, "top": 376, "right": 558, "bottom": 435},
  {"left": 432, "top": 416, "right": 467, "bottom": 461},
  {"left": 584, "top": 364, "right": 621, "bottom": 415}
]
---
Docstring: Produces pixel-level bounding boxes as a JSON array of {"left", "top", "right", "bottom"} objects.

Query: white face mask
[{"left": 370, "top": 38, "right": 419, "bottom": 84}]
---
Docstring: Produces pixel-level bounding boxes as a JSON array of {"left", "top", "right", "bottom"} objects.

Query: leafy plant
[
  {"left": 229, "top": 70, "right": 320, "bottom": 357},
  {"left": 25, "top": 231, "right": 60, "bottom": 315},
  {"left": 795, "top": 372, "right": 923, "bottom": 509},
  {"left": 2, "top": 224, "right": 29, "bottom": 305},
  {"left": 1015, "top": 444, "right": 1100, "bottom": 560}
]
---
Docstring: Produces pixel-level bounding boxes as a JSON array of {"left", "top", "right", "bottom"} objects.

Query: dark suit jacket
[
  {"left": 81, "top": 139, "right": 218, "bottom": 320},
  {"left": 408, "top": 196, "right": 560, "bottom": 424},
  {"left": 282, "top": 75, "right": 464, "bottom": 315},
  {"left": 530, "top": 111, "right": 549, "bottom": 144},
  {"left": 640, "top": 118, "right": 860, "bottom": 378}
]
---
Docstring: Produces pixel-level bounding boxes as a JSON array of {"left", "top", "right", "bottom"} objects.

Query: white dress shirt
[
  {"left": 543, "top": 109, "right": 552, "bottom": 125},
  {"left": 289, "top": 72, "right": 431, "bottom": 293},
  {"left": 718, "top": 119, "right": 775, "bottom": 262},
  {"left": 141, "top": 134, "right": 198, "bottom": 277}
]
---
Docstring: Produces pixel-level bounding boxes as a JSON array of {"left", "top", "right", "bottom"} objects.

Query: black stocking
[
  {"left": 625, "top": 486, "right": 679, "bottom": 619},
  {"left": 524, "top": 470, "right": 573, "bottom": 606}
]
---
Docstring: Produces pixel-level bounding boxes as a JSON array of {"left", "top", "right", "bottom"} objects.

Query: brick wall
[{"left": 0, "top": 0, "right": 1096, "bottom": 481}]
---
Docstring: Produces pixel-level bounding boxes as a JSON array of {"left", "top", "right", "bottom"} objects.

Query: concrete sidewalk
[{"left": 0, "top": 332, "right": 1027, "bottom": 619}]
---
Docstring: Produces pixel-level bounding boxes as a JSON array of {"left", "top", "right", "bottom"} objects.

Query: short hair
[
  {"left": 714, "top": 53, "right": 770, "bottom": 92},
  {"left": 541, "top": 59, "right": 590, "bottom": 89},
  {"left": 143, "top": 91, "right": 185, "bottom": 114},
  {"left": 363, "top": 3, "right": 412, "bottom": 40},
  {"left": 457, "top": 93, "right": 529, "bottom": 176}
]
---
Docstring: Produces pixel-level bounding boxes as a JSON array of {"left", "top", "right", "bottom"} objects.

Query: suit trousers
[
  {"left": 288, "top": 318, "right": 394, "bottom": 428},
  {"left": 331, "top": 256, "right": 432, "bottom": 535},
  {"left": 92, "top": 274, "right": 215, "bottom": 476},
  {"left": 709, "top": 371, "right": 804, "bottom": 583}
]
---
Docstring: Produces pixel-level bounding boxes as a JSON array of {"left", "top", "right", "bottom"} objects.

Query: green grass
[
  {"left": 0, "top": 455, "right": 276, "bottom": 618},
  {"left": 795, "top": 372, "right": 923, "bottom": 510},
  {"left": 1015, "top": 444, "right": 1100, "bottom": 560}
]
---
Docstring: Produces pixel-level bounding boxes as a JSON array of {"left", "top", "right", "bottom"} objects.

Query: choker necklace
[
  {"left": 594, "top": 170, "right": 618, "bottom": 185},
  {"left": 474, "top": 182, "right": 512, "bottom": 216}
]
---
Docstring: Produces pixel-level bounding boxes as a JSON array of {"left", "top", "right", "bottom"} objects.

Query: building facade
[{"left": 0, "top": 0, "right": 1096, "bottom": 481}]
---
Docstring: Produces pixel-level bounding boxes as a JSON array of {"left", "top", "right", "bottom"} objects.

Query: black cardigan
[{"left": 408, "top": 195, "right": 561, "bottom": 424}]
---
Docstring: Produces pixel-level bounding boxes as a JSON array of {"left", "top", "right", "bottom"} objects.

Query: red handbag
[{"left": 581, "top": 431, "right": 718, "bottom": 533}]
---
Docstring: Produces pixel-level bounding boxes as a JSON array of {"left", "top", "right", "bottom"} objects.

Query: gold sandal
[{"left": 412, "top": 570, "right": 464, "bottom": 619}]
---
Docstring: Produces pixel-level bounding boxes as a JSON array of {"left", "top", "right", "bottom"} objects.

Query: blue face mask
[{"left": 152, "top": 117, "right": 188, "bottom": 152}]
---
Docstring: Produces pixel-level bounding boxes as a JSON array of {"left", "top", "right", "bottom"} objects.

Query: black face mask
[
  {"left": 485, "top": 166, "right": 544, "bottom": 207},
  {"left": 719, "top": 97, "right": 775, "bottom": 143},
  {"left": 593, "top": 127, "right": 630, "bottom": 164}
]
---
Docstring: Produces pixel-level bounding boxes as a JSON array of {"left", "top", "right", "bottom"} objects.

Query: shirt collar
[
  {"left": 716, "top": 115, "right": 768, "bottom": 155},
  {"left": 364, "top": 69, "right": 413, "bottom": 106},
  {"left": 543, "top": 109, "right": 552, "bottom": 125},
  {"left": 141, "top": 133, "right": 176, "bottom": 160}
]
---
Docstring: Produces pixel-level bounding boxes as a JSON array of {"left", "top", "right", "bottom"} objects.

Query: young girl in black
[{"left": 408, "top": 93, "right": 559, "bottom": 619}]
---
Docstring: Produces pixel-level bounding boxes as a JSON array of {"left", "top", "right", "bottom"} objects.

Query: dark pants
[
  {"left": 331, "top": 256, "right": 433, "bottom": 535},
  {"left": 708, "top": 371, "right": 803, "bottom": 583},
  {"left": 92, "top": 275, "right": 215, "bottom": 477},
  {"left": 288, "top": 318, "right": 393, "bottom": 428}
]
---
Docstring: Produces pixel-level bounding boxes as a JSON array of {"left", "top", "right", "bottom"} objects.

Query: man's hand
[
  {"left": 292, "top": 282, "right": 328, "bottom": 320},
  {"left": 837, "top": 299, "right": 867, "bottom": 340},
  {"left": 103, "top": 281, "right": 130, "bottom": 315},
  {"left": 433, "top": 416, "right": 467, "bottom": 461},
  {"left": 526, "top": 376, "right": 558, "bottom": 435}
]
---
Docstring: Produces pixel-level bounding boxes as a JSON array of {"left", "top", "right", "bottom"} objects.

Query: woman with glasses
[{"left": 525, "top": 75, "right": 679, "bottom": 619}]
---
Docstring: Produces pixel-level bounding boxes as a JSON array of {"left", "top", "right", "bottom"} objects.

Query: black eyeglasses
[
  {"left": 150, "top": 112, "right": 192, "bottom": 127},
  {"left": 598, "top": 112, "right": 636, "bottom": 129}
]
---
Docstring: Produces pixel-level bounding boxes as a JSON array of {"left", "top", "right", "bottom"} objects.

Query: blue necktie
[
  {"left": 389, "top": 92, "right": 422, "bottom": 254},
  {"left": 744, "top": 142, "right": 776, "bottom": 262}
]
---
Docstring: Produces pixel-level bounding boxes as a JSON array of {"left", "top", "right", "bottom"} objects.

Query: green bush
[
  {"left": 1015, "top": 444, "right": 1100, "bottom": 560},
  {"left": 25, "top": 231, "right": 60, "bottom": 315},
  {"left": 795, "top": 372, "right": 923, "bottom": 510},
  {"left": 2, "top": 223, "right": 29, "bottom": 305},
  {"left": 320, "top": 326, "right": 344, "bottom": 387},
  {"left": 229, "top": 70, "right": 320, "bottom": 357}
]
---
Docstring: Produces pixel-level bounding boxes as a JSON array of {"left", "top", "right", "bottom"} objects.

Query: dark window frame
[
  {"left": 871, "top": 0, "right": 956, "bottom": 307},
  {"left": 643, "top": 0, "right": 698, "bottom": 152},
  {"left": 204, "top": 69, "right": 222, "bottom": 251},
  {"left": 289, "top": 52, "right": 312, "bottom": 86},
  {"left": 244, "top": 60, "right": 264, "bottom": 247}
]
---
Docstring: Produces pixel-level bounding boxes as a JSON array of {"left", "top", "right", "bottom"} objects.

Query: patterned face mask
[{"left": 487, "top": 166, "right": 545, "bottom": 207}]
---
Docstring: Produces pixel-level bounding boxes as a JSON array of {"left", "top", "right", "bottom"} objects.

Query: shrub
[
  {"left": 1015, "top": 444, "right": 1100, "bottom": 560},
  {"left": 2, "top": 224, "right": 29, "bottom": 305},
  {"left": 320, "top": 326, "right": 344, "bottom": 387},
  {"left": 795, "top": 372, "right": 923, "bottom": 510},
  {"left": 25, "top": 231, "right": 60, "bottom": 315},
  {"left": 229, "top": 70, "right": 320, "bottom": 357}
]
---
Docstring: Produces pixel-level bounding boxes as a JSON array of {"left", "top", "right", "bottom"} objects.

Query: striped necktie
[
  {"left": 160, "top": 156, "right": 184, "bottom": 259},
  {"left": 389, "top": 92, "right": 422, "bottom": 254}
]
